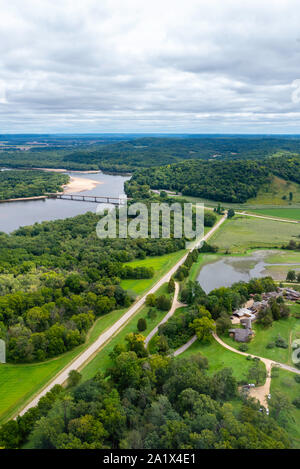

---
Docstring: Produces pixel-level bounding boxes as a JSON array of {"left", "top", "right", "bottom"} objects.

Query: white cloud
[{"left": 0, "top": 0, "right": 300, "bottom": 132}]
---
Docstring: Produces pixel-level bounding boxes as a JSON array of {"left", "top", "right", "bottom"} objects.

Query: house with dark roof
[{"left": 229, "top": 327, "right": 254, "bottom": 342}]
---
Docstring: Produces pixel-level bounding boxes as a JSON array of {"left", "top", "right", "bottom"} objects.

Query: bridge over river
[{"left": 48, "top": 193, "right": 129, "bottom": 205}]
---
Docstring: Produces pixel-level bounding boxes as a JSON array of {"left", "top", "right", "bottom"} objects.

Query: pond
[
  {"left": 197, "top": 250, "right": 300, "bottom": 293},
  {"left": 0, "top": 171, "right": 130, "bottom": 233}
]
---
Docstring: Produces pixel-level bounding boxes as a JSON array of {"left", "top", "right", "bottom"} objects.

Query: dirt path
[
  {"left": 145, "top": 282, "right": 184, "bottom": 346},
  {"left": 17, "top": 215, "right": 227, "bottom": 418},
  {"left": 236, "top": 211, "right": 298, "bottom": 224}
]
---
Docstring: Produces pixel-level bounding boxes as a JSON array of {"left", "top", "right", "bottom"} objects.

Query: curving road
[
  {"left": 18, "top": 214, "right": 227, "bottom": 417},
  {"left": 174, "top": 330, "right": 300, "bottom": 407},
  {"left": 145, "top": 281, "right": 184, "bottom": 346}
]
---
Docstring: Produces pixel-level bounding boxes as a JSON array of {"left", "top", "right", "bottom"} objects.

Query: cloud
[{"left": 0, "top": 0, "right": 300, "bottom": 132}]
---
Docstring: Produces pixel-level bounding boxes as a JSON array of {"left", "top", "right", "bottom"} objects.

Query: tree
[
  {"left": 146, "top": 294, "right": 156, "bottom": 307},
  {"left": 227, "top": 209, "right": 235, "bottom": 219},
  {"left": 289, "top": 192, "right": 293, "bottom": 201},
  {"left": 156, "top": 295, "right": 171, "bottom": 311},
  {"left": 247, "top": 362, "right": 266, "bottom": 386},
  {"left": 67, "top": 370, "right": 82, "bottom": 388},
  {"left": 270, "top": 391, "right": 293, "bottom": 420},
  {"left": 190, "top": 316, "right": 216, "bottom": 342},
  {"left": 137, "top": 317, "right": 147, "bottom": 332},
  {"left": 168, "top": 277, "right": 175, "bottom": 293},
  {"left": 216, "top": 313, "right": 232, "bottom": 335},
  {"left": 286, "top": 270, "right": 296, "bottom": 282}
]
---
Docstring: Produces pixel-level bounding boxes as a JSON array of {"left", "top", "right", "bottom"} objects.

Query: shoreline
[{"left": 62, "top": 175, "right": 102, "bottom": 194}]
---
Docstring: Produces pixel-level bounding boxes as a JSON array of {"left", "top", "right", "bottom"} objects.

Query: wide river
[{"left": 0, "top": 171, "right": 130, "bottom": 233}]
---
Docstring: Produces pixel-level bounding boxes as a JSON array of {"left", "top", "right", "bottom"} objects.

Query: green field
[
  {"left": 270, "top": 368, "right": 300, "bottom": 447},
  {"left": 210, "top": 216, "right": 300, "bottom": 252},
  {"left": 248, "top": 208, "right": 300, "bottom": 220},
  {"left": 80, "top": 283, "right": 173, "bottom": 381},
  {"left": 120, "top": 250, "right": 186, "bottom": 295},
  {"left": 178, "top": 337, "right": 266, "bottom": 383}
]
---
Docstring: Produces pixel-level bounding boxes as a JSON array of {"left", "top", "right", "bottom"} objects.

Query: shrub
[
  {"left": 266, "top": 342, "right": 275, "bottom": 349},
  {"left": 238, "top": 344, "right": 249, "bottom": 352},
  {"left": 294, "top": 375, "right": 300, "bottom": 384},
  {"left": 275, "top": 334, "right": 288, "bottom": 349},
  {"left": 292, "top": 397, "right": 300, "bottom": 409},
  {"left": 137, "top": 318, "right": 147, "bottom": 332}
]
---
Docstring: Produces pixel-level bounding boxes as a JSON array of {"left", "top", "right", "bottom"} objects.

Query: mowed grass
[
  {"left": 178, "top": 337, "right": 266, "bottom": 383},
  {"left": 270, "top": 368, "right": 300, "bottom": 448},
  {"left": 222, "top": 315, "right": 300, "bottom": 365},
  {"left": 120, "top": 250, "right": 186, "bottom": 295},
  {"left": 248, "top": 208, "right": 300, "bottom": 221},
  {"left": 80, "top": 283, "right": 173, "bottom": 381},
  {"left": 210, "top": 216, "right": 300, "bottom": 252}
]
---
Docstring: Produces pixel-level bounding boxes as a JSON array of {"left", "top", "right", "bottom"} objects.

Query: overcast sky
[{"left": 1, "top": 0, "right": 300, "bottom": 133}]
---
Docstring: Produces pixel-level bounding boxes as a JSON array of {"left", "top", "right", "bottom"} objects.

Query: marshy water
[{"left": 197, "top": 250, "right": 300, "bottom": 293}]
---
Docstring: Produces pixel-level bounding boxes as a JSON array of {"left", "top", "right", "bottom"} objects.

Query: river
[{"left": 0, "top": 171, "right": 130, "bottom": 233}]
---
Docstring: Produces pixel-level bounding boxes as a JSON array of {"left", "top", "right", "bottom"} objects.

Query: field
[
  {"left": 270, "top": 368, "right": 300, "bottom": 448},
  {"left": 120, "top": 250, "right": 186, "bottom": 295},
  {"left": 80, "top": 283, "right": 173, "bottom": 381},
  {"left": 210, "top": 216, "right": 300, "bottom": 252},
  {"left": 178, "top": 337, "right": 266, "bottom": 383},
  {"left": 248, "top": 208, "right": 300, "bottom": 220},
  {"left": 0, "top": 250, "right": 185, "bottom": 424}
]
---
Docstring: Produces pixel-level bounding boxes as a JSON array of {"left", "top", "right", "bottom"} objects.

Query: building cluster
[{"left": 228, "top": 287, "right": 300, "bottom": 343}]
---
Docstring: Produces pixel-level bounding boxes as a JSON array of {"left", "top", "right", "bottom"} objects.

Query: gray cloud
[{"left": 0, "top": 0, "right": 300, "bottom": 132}]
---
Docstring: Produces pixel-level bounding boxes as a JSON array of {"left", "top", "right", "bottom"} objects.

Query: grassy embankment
[{"left": 0, "top": 250, "right": 185, "bottom": 424}]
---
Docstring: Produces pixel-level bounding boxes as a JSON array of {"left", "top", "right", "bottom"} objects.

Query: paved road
[
  {"left": 18, "top": 214, "right": 227, "bottom": 417},
  {"left": 145, "top": 282, "right": 184, "bottom": 346},
  {"left": 173, "top": 335, "right": 198, "bottom": 357}
]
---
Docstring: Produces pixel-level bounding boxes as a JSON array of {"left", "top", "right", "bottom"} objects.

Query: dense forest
[
  {"left": 0, "top": 170, "right": 69, "bottom": 200},
  {"left": 126, "top": 155, "right": 300, "bottom": 203},
  {"left": 126, "top": 160, "right": 271, "bottom": 203},
  {"left": 0, "top": 354, "right": 290, "bottom": 449},
  {"left": 0, "top": 210, "right": 187, "bottom": 363},
  {"left": 1, "top": 135, "right": 300, "bottom": 173}
]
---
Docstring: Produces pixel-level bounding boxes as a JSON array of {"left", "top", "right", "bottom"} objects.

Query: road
[
  {"left": 145, "top": 281, "right": 184, "bottom": 346},
  {"left": 174, "top": 330, "right": 300, "bottom": 408},
  {"left": 18, "top": 214, "right": 227, "bottom": 417}
]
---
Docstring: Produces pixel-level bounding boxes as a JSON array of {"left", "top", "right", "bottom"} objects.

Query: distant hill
[
  {"left": 1, "top": 135, "right": 300, "bottom": 172},
  {"left": 126, "top": 155, "right": 300, "bottom": 204}
]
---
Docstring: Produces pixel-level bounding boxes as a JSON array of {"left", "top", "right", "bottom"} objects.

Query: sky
[{"left": 0, "top": 0, "right": 300, "bottom": 133}]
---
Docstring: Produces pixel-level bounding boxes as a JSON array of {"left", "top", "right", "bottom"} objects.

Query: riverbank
[
  {"left": 0, "top": 196, "right": 47, "bottom": 203},
  {"left": 62, "top": 175, "right": 102, "bottom": 194}
]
